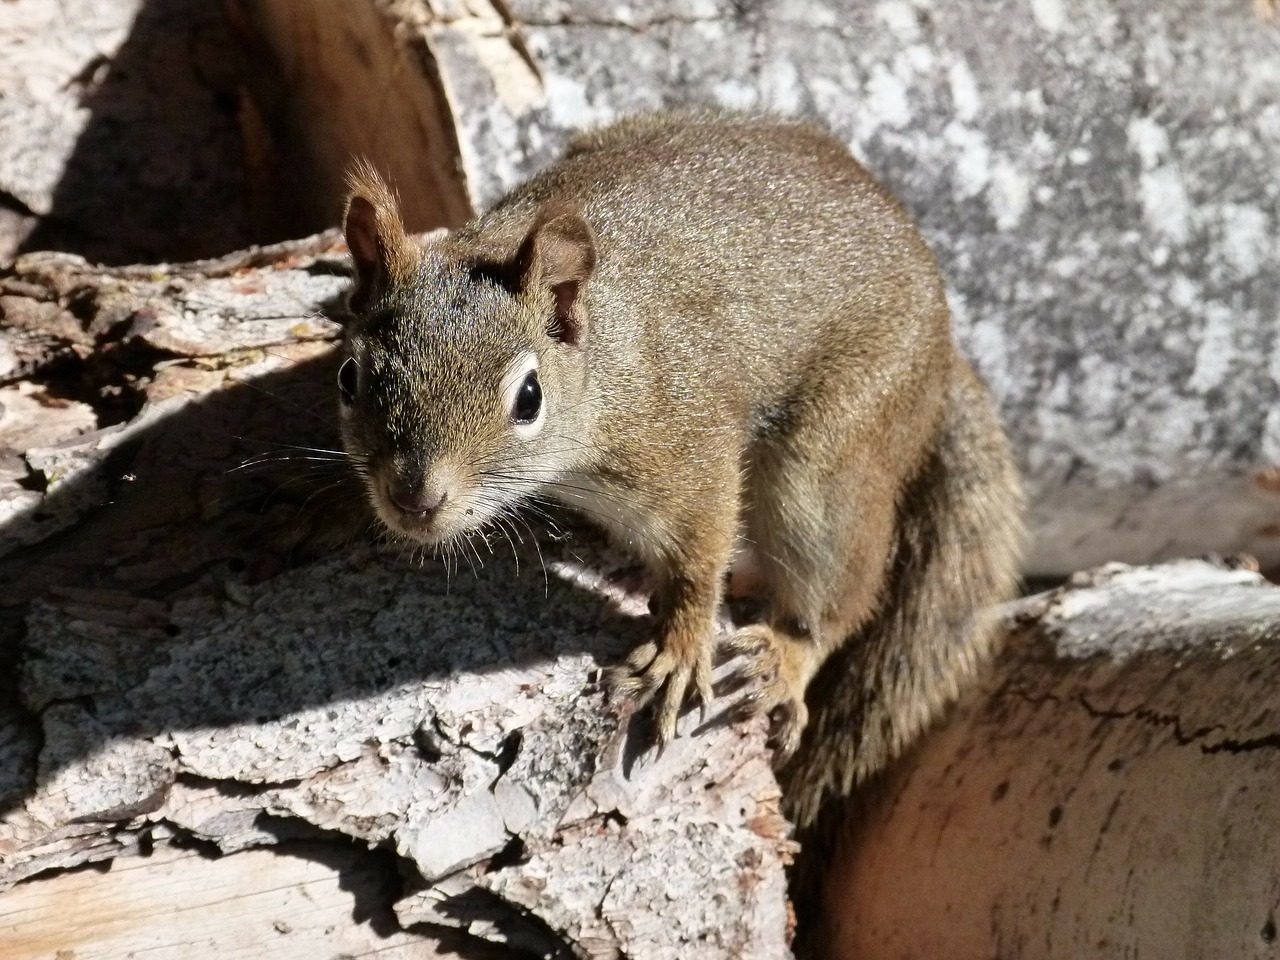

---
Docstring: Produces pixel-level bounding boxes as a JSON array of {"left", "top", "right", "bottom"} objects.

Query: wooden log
[
  {"left": 229, "top": 0, "right": 1280, "bottom": 577},
  {"left": 5, "top": 242, "right": 1280, "bottom": 957},
  {"left": 820, "top": 557, "right": 1280, "bottom": 959},
  {"left": 0, "top": 842, "right": 513, "bottom": 960},
  {"left": 5, "top": 5, "right": 1280, "bottom": 955},
  {"left": 0, "top": 241, "right": 793, "bottom": 959}
]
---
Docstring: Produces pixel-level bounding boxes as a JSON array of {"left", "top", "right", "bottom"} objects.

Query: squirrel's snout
[
  {"left": 388, "top": 476, "right": 447, "bottom": 518},
  {"left": 373, "top": 462, "right": 473, "bottom": 543}
]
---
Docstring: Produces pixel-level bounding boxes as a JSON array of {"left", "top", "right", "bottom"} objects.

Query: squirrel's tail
[{"left": 781, "top": 354, "right": 1025, "bottom": 834}]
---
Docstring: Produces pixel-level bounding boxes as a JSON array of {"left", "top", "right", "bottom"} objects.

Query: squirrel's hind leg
[
  {"left": 726, "top": 365, "right": 915, "bottom": 759},
  {"left": 722, "top": 623, "right": 820, "bottom": 759}
]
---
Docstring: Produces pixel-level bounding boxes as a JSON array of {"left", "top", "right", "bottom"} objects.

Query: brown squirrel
[{"left": 337, "top": 110, "right": 1024, "bottom": 873}]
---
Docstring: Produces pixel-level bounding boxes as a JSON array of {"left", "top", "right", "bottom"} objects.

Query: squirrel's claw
[
  {"left": 724, "top": 624, "right": 811, "bottom": 762},
  {"left": 607, "top": 634, "right": 715, "bottom": 750},
  {"left": 766, "top": 699, "right": 808, "bottom": 762},
  {"left": 605, "top": 640, "right": 661, "bottom": 707},
  {"left": 730, "top": 681, "right": 809, "bottom": 762}
]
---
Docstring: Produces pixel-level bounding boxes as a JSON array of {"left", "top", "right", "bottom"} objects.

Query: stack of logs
[{"left": 2, "top": 1, "right": 1279, "bottom": 957}]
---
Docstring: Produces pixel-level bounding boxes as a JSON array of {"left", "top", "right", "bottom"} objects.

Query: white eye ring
[{"left": 502, "top": 351, "right": 544, "bottom": 439}]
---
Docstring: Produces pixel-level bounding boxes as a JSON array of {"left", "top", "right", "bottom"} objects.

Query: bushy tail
[{"left": 782, "top": 357, "right": 1025, "bottom": 919}]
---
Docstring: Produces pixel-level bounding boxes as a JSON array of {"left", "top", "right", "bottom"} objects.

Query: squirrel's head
[{"left": 337, "top": 160, "right": 598, "bottom": 547}]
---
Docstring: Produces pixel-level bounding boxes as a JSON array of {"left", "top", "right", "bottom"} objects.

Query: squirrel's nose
[{"left": 389, "top": 477, "right": 447, "bottom": 517}]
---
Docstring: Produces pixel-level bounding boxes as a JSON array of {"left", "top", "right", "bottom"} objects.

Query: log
[
  {"left": 821, "top": 558, "right": 1280, "bottom": 959},
  {"left": 0, "top": 843, "right": 513, "bottom": 960},
  {"left": 228, "top": 0, "right": 1280, "bottom": 577},
  {"left": 6, "top": 4, "right": 1280, "bottom": 956},
  {"left": 0, "top": 241, "right": 793, "bottom": 959}
]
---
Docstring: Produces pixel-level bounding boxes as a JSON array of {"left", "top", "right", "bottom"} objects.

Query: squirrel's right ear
[
  {"left": 515, "top": 204, "right": 596, "bottom": 346},
  {"left": 343, "top": 159, "right": 415, "bottom": 313}
]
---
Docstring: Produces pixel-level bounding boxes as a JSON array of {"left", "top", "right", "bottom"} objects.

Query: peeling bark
[
  {"left": 0, "top": 243, "right": 793, "bottom": 959},
  {"left": 5, "top": 242, "right": 1280, "bottom": 958},
  {"left": 5, "top": 3, "right": 1280, "bottom": 956}
]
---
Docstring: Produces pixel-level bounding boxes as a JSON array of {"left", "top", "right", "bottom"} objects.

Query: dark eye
[
  {"left": 512, "top": 370, "right": 542, "bottom": 424},
  {"left": 338, "top": 357, "right": 358, "bottom": 405}
]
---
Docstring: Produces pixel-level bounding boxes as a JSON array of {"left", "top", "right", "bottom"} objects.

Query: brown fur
[{"left": 338, "top": 111, "right": 1025, "bottom": 936}]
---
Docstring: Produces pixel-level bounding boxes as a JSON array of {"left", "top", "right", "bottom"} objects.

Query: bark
[
  {"left": 4, "top": 242, "right": 1280, "bottom": 959},
  {"left": 0, "top": 0, "right": 285, "bottom": 264},
  {"left": 0, "top": 240, "right": 792, "bottom": 959},
  {"left": 6, "top": 3, "right": 1280, "bottom": 957}
]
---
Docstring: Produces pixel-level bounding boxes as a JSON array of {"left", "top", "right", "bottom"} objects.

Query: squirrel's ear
[
  {"left": 516, "top": 204, "right": 596, "bottom": 346},
  {"left": 343, "top": 159, "right": 415, "bottom": 313}
]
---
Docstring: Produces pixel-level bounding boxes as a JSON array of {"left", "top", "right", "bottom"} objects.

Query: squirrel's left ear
[
  {"left": 515, "top": 204, "right": 596, "bottom": 346},
  {"left": 343, "top": 159, "right": 416, "bottom": 314}
]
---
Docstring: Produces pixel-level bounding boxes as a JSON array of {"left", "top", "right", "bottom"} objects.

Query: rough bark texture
[
  {"left": 0, "top": 241, "right": 793, "bottom": 959},
  {"left": 233, "top": 0, "right": 1280, "bottom": 576},
  {"left": 3, "top": 245, "right": 1278, "bottom": 958},
  {"left": 821, "top": 558, "right": 1280, "bottom": 959},
  {"left": 0, "top": 0, "right": 292, "bottom": 264}
]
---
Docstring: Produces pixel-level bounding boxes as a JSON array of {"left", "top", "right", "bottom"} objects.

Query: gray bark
[
  {"left": 6, "top": 3, "right": 1280, "bottom": 957},
  {"left": 0, "top": 0, "right": 281, "bottom": 264},
  {"left": 0, "top": 240, "right": 792, "bottom": 960}
]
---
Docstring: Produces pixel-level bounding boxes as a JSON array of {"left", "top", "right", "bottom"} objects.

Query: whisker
[
  {"left": 508, "top": 508, "right": 549, "bottom": 594},
  {"left": 232, "top": 437, "right": 354, "bottom": 457},
  {"left": 491, "top": 513, "right": 521, "bottom": 576},
  {"left": 235, "top": 378, "right": 338, "bottom": 429}
]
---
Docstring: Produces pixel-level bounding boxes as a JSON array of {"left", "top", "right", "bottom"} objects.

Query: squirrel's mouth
[
  {"left": 368, "top": 466, "right": 490, "bottom": 546},
  {"left": 373, "top": 499, "right": 489, "bottom": 547}
]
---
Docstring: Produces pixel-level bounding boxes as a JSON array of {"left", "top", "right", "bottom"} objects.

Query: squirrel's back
[{"left": 458, "top": 111, "right": 950, "bottom": 406}]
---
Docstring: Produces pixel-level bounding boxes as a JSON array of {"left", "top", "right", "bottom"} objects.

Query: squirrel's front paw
[
  {"left": 724, "top": 625, "right": 813, "bottom": 762},
  {"left": 606, "top": 631, "right": 714, "bottom": 748}
]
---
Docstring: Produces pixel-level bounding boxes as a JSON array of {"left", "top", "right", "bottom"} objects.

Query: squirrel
[{"left": 336, "top": 109, "right": 1024, "bottom": 935}]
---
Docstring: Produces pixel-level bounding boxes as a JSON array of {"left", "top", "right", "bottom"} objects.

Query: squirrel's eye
[
  {"left": 512, "top": 370, "right": 542, "bottom": 424},
  {"left": 338, "top": 357, "right": 358, "bottom": 405}
]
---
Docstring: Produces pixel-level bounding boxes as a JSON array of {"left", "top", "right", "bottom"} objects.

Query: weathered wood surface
[
  {"left": 5, "top": 3, "right": 1280, "bottom": 956},
  {"left": 0, "top": 0, "right": 285, "bottom": 265},
  {"left": 233, "top": 0, "right": 1280, "bottom": 576},
  {"left": 1, "top": 843, "right": 508, "bottom": 960},
  {"left": 4, "top": 243, "right": 1280, "bottom": 957},
  {"left": 0, "top": 240, "right": 793, "bottom": 959},
  {"left": 821, "top": 558, "right": 1280, "bottom": 959}
]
